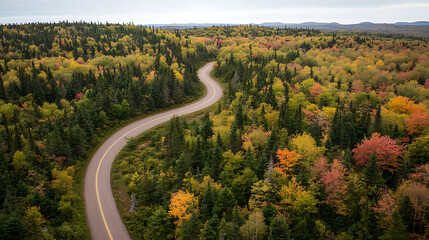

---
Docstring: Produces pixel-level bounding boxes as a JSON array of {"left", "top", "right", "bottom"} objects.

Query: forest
[
  {"left": 112, "top": 26, "right": 429, "bottom": 239},
  {"left": 0, "top": 22, "right": 428, "bottom": 239},
  {"left": 0, "top": 22, "right": 212, "bottom": 239}
]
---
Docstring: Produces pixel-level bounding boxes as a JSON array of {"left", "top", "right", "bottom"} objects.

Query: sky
[{"left": 0, "top": 0, "right": 428, "bottom": 24}]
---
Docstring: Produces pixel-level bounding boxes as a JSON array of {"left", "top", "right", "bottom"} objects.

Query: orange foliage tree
[
  {"left": 275, "top": 148, "right": 301, "bottom": 175},
  {"left": 387, "top": 96, "right": 424, "bottom": 114},
  {"left": 168, "top": 190, "right": 199, "bottom": 225}
]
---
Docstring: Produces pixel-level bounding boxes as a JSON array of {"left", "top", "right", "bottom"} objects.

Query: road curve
[{"left": 84, "top": 62, "right": 222, "bottom": 240}]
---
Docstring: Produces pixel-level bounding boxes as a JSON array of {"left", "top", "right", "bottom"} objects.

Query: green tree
[
  {"left": 364, "top": 154, "right": 385, "bottom": 188},
  {"left": 145, "top": 207, "right": 174, "bottom": 240},
  {"left": 201, "top": 215, "right": 219, "bottom": 240},
  {"left": 268, "top": 215, "right": 291, "bottom": 240},
  {"left": 382, "top": 210, "right": 407, "bottom": 240},
  {"left": 179, "top": 212, "right": 201, "bottom": 240},
  {"left": 200, "top": 182, "right": 216, "bottom": 221}
]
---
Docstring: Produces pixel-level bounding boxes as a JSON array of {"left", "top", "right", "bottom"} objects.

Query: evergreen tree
[
  {"left": 265, "top": 85, "right": 278, "bottom": 109},
  {"left": 228, "top": 124, "right": 241, "bottom": 153},
  {"left": 382, "top": 211, "right": 407, "bottom": 240},
  {"left": 179, "top": 212, "right": 201, "bottom": 240},
  {"left": 244, "top": 147, "right": 256, "bottom": 172},
  {"left": 201, "top": 215, "right": 219, "bottom": 240},
  {"left": 200, "top": 182, "right": 216, "bottom": 221},
  {"left": 214, "top": 187, "right": 235, "bottom": 217},
  {"left": 218, "top": 217, "right": 242, "bottom": 240},
  {"left": 342, "top": 111, "right": 357, "bottom": 149},
  {"left": 329, "top": 106, "right": 342, "bottom": 147},
  {"left": 357, "top": 110, "right": 371, "bottom": 141},
  {"left": 364, "top": 154, "right": 385, "bottom": 188},
  {"left": 235, "top": 102, "right": 245, "bottom": 130},
  {"left": 263, "top": 203, "right": 277, "bottom": 226},
  {"left": 145, "top": 207, "right": 174, "bottom": 240},
  {"left": 291, "top": 105, "right": 303, "bottom": 134},
  {"left": 373, "top": 105, "right": 382, "bottom": 134},
  {"left": 293, "top": 217, "right": 312, "bottom": 239},
  {"left": 201, "top": 113, "right": 214, "bottom": 140},
  {"left": 397, "top": 196, "right": 413, "bottom": 232},
  {"left": 0, "top": 76, "right": 5, "bottom": 100},
  {"left": 268, "top": 215, "right": 291, "bottom": 240}
]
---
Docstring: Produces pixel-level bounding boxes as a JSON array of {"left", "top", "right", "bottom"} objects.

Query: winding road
[{"left": 84, "top": 62, "right": 222, "bottom": 240}]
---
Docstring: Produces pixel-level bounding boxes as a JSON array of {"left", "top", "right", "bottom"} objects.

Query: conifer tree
[
  {"left": 329, "top": 106, "right": 342, "bottom": 147},
  {"left": 364, "top": 154, "right": 385, "bottom": 188},
  {"left": 200, "top": 182, "right": 215, "bottom": 221},
  {"left": 382, "top": 210, "right": 407, "bottom": 240},
  {"left": 373, "top": 105, "right": 382, "bottom": 134},
  {"left": 179, "top": 211, "right": 201, "bottom": 240},
  {"left": 145, "top": 207, "right": 174, "bottom": 240},
  {"left": 201, "top": 215, "right": 219, "bottom": 240},
  {"left": 268, "top": 215, "right": 291, "bottom": 240}
]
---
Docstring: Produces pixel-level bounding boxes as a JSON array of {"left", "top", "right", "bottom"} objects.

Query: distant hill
[
  {"left": 147, "top": 21, "right": 429, "bottom": 38},
  {"left": 395, "top": 21, "right": 429, "bottom": 26},
  {"left": 259, "top": 22, "right": 429, "bottom": 37}
]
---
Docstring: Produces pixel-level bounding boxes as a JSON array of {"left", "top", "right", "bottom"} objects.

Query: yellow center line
[{"left": 95, "top": 64, "right": 218, "bottom": 240}]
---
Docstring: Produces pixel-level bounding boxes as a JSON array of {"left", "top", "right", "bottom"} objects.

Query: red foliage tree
[
  {"left": 404, "top": 111, "right": 429, "bottom": 136},
  {"left": 313, "top": 158, "right": 348, "bottom": 214},
  {"left": 352, "top": 133, "right": 405, "bottom": 172}
]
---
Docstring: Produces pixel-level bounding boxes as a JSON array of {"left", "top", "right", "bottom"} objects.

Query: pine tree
[
  {"left": 293, "top": 217, "right": 311, "bottom": 239},
  {"left": 145, "top": 207, "right": 174, "bottom": 240},
  {"left": 265, "top": 85, "right": 278, "bottom": 109},
  {"left": 213, "top": 187, "right": 235, "bottom": 217},
  {"left": 200, "top": 182, "right": 215, "bottom": 221},
  {"left": 342, "top": 111, "right": 357, "bottom": 149},
  {"left": 268, "top": 215, "right": 291, "bottom": 240},
  {"left": 235, "top": 102, "right": 244, "bottom": 130},
  {"left": 179, "top": 211, "right": 201, "bottom": 240},
  {"left": 0, "top": 75, "right": 5, "bottom": 100},
  {"left": 382, "top": 210, "right": 407, "bottom": 240},
  {"left": 218, "top": 217, "right": 242, "bottom": 240},
  {"left": 263, "top": 203, "right": 277, "bottom": 226},
  {"left": 166, "top": 116, "right": 185, "bottom": 159},
  {"left": 364, "top": 154, "right": 384, "bottom": 188},
  {"left": 201, "top": 215, "right": 219, "bottom": 240},
  {"left": 373, "top": 105, "right": 382, "bottom": 134},
  {"left": 244, "top": 147, "right": 256, "bottom": 171},
  {"left": 357, "top": 110, "right": 371, "bottom": 141},
  {"left": 397, "top": 196, "right": 413, "bottom": 232},
  {"left": 201, "top": 113, "right": 214, "bottom": 140},
  {"left": 329, "top": 106, "right": 342, "bottom": 147},
  {"left": 291, "top": 105, "right": 303, "bottom": 134}
]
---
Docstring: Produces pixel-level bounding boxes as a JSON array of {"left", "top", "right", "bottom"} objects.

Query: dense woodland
[
  {"left": 1, "top": 22, "right": 429, "bottom": 240},
  {"left": 112, "top": 26, "right": 429, "bottom": 239},
  {"left": 0, "top": 22, "right": 212, "bottom": 239}
]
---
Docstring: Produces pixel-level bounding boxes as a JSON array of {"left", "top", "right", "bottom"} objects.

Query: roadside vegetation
[
  {"left": 113, "top": 26, "right": 429, "bottom": 239},
  {"left": 0, "top": 22, "right": 212, "bottom": 239}
]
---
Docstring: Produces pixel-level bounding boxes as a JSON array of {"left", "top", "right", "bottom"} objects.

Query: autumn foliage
[
  {"left": 314, "top": 158, "right": 348, "bottom": 214},
  {"left": 168, "top": 190, "right": 199, "bottom": 225},
  {"left": 404, "top": 111, "right": 429, "bottom": 136},
  {"left": 387, "top": 96, "right": 424, "bottom": 114},
  {"left": 275, "top": 148, "right": 301, "bottom": 175},
  {"left": 352, "top": 133, "right": 405, "bottom": 172}
]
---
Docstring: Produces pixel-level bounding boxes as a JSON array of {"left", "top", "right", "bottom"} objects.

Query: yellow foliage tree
[
  {"left": 52, "top": 166, "right": 75, "bottom": 197},
  {"left": 168, "top": 190, "right": 199, "bottom": 225}
]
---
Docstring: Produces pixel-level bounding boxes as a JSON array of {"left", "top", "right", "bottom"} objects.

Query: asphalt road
[{"left": 84, "top": 62, "right": 222, "bottom": 240}]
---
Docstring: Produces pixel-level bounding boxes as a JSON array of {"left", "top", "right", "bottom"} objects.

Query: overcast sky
[{"left": 0, "top": 0, "right": 428, "bottom": 24}]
